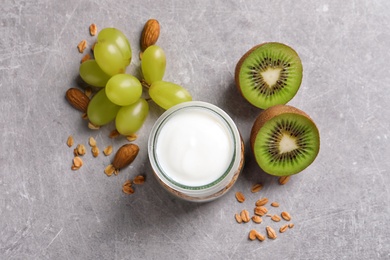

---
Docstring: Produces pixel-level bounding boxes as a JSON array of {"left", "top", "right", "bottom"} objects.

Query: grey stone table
[{"left": 1, "top": 0, "right": 389, "bottom": 259}]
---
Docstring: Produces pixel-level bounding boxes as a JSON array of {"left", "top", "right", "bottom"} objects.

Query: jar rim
[{"left": 148, "top": 101, "right": 242, "bottom": 192}]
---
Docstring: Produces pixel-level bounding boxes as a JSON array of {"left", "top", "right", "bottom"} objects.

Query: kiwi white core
[
  {"left": 260, "top": 68, "right": 282, "bottom": 87},
  {"left": 279, "top": 133, "right": 298, "bottom": 153}
]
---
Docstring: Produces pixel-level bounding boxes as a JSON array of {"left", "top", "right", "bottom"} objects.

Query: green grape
[
  {"left": 149, "top": 81, "right": 192, "bottom": 110},
  {"left": 115, "top": 98, "right": 149, "bottom": 135},
  {"left": 97, "top": 28, "right": 132, "bottom": 67},
  {"left": 94, "top": 41, "right": 128, "bottom": 76},
  {"left": 141, "top": 45, "right": 166, "bottom": 84},
  {"left": 79, "top": 60, "right": 111, "bottom": 87},
  {"left": 87, "top": 89, "right": 121, "bottom": 126},
  {"left": 105, "top": 74, "right": 142, "bottom": 106}
]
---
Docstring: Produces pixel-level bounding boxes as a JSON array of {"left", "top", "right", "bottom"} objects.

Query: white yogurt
[{"left": 155, "top": 107, "right": 234, "bottom": 187}]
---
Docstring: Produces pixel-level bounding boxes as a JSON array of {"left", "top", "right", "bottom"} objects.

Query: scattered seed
[
  {"left": 109, "top": 129, "right": 120, "bottom": 139},
  {"left": 67, "top": 135, "right": 74, "bottom": 147},
  {"left": 81, "top": 113, "right": 88, "bottom": 120},
  {"left": 235, "top": 191, "right": 245, "bottom": 203},
  {"left": 255, "top": 197, "right": 268, "bottom": 206},
  {"left": 76, "top": 144, "right": 86, "bottom": 156},
  {"left": 235, "top": 213, "right": 242, "bottom": 224},
  {"left": 280, "top": 225, "right": 289, "bottom": 233},
  {"left": 81, "top": 53, "right": 90, "bottom": 63},
  {"left": 271, "top": 202, "right": 280, "bottom": 207},
  {"left": 123, "top": 180, "right": 132, "bottom": 187},
  {"left": 126, "top": 134, "right": 138, "bottom": 142},
  {"left": 122, "top": 185, "right": 134, "bottom": 195},
  {"left": 77, "top": 40, "right": 87, "bottom": 53},
  {"left": 89, "top": 23, "right": 97, "bottom": 36},
  {"left": 88, "top": 137, "right": 97, "bottom": 147},
  {"left": 271, "top": 214, "right": 281, "bottom": 222},
  {"left": 240, "top": 210, "right": 250, "bottom": 223},
  {"left": 249, "top": 230, "right": 258, "bottom": 241},
  {"left": 255, "top": 232, "right": 266, "bottom": 241},
  {"left": 251, "top": 183, "right": 263, "bottom": 193},
  {"left": 278, "top": 176, "right": 290, "bottom": 185},
  {"left": 103, "top": 145, "right": 113, "bottom": 156},
  {"left": 91, "top": 146, "right": 99, "bottom": 157},
  {"left": 72, "top": 156, "right": 83, "bottom": 169},
  {"left": 122, "top": 179, "right": 134, "bottom": 194},
  {"left": 252, "top": 215, "right": 263, "bottom": 224},
  {"left": 91, "top": 42, "right": 96, "bottom": 52},
  {"left": 104, "top": 164, "right": 115, "bottom": 176},
  {"left": 266, "top": 226, "right": 277, "bottom": 239},
  {"left": 254, "top": 206, "right": 268, "bottom": 216},
  {"left": 281, "top": 211, "right": 291, "bottom": 221},
  {"left": 288, "top": 223, "right": 294, "bottom": 229},
  {"left": 88, "top": 122, "right": 100, "bottom": 130},
  {"left": 133, "top": 175, "right": 145, "bottom": 185}
]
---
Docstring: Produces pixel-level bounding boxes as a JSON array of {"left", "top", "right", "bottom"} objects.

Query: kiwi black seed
[
  {"left": 235, "top": 42, "right": 303, "bottom": 109},
  {"left": 250, "top": 105, "right": 320, "bottom": 176}
]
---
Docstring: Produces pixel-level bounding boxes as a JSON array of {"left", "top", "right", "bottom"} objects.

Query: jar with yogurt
[{"left": 148, "top": 101, "right": 244, "bottom": 202}]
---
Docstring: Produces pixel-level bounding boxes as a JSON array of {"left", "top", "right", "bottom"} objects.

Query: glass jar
[{"left": 148, "top": 101, "right": 244, "bottom": 202}]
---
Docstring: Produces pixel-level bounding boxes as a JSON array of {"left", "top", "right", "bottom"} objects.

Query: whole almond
[
  {"left": 140, "top": 19, "right": 160, "bottom": 51},
  {"left": 66, "top": 88, "right": 90, "bottom": 112},
  {"left": 112, "top": 144, "right": 140, "bottom": 170}
]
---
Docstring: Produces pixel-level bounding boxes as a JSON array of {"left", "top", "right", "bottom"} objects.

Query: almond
[
  {"left": 140, "top": 19, "right": 160, "bottom": 51},
  {"left": 66, "top": 88, "right": 90, "bottom": 112},
  {"left": 112, "top": 144, "right": 139, "bottom": 170}
]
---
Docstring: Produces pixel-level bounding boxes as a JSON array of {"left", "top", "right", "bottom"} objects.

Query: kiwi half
[
  {"left": 235, "top": 42, "right": 303, "bottom": 109},
  {"left": 250, "top": 105, "right": 320, "bottom": 176}
]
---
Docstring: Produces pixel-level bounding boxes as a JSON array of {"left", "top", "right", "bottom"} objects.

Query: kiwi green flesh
[
  {"left": 237, "top": 43, "right": 303, "bottom": 109},
  {"left": 253, "top": 113, "right": 319, "bottom": 176}
]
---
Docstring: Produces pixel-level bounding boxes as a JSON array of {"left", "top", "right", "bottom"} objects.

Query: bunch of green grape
[{"left": 80, "top": 27, "right": 192, "bottom": 136}]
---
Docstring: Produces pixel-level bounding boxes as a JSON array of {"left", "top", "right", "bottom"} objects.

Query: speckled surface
[{"left": 1, "top": 0, "right": 390, "bottom": 259}]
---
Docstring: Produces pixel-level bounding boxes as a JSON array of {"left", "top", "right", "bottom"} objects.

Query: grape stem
[{"left": 141, "top": 79, "right": 151, "bottom": 89}]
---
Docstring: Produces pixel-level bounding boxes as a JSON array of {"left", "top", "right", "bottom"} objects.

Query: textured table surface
[{"left": 1, "top": 0, "right": 390, "bottom": 259}]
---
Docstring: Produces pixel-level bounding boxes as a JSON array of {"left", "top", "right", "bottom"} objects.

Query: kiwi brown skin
[{"left": 250, "top": 104, "right": 320, "bottom": 176}]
